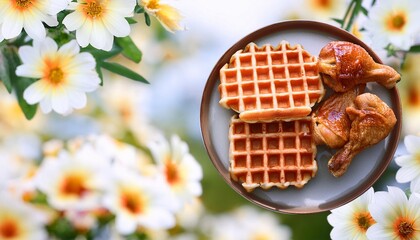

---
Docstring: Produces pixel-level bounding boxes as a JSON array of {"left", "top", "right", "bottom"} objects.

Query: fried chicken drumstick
[
  {"left": 328, "top": 93, "right": 397, "bottom": 177},
  {"left": 318, "top": 41, "right": 401, "bottom": 92}
]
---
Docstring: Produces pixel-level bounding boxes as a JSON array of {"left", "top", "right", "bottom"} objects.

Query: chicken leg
[
  {"left": 313, "top": 84, "right": 365, "bottom": 148},
  {"left": 328, "top": 93, "right": 397, "bottom": 177},
  {"left": 318, "top": 41, "right": 401, "bottom": 92}
]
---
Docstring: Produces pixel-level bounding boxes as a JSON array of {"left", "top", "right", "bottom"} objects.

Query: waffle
[
  {"left": 229, "top": 115, "right": 318, "bottom": 192},
  {"left": 219, "top": 41, "right": 325, "bottom": 122}
]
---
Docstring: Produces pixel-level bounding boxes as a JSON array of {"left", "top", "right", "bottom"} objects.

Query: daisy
[
  {"left": 0, "top": 192, "right": 47, "bottom": 240},
  {"left": 62, "top": 0, "right": 136, "bottom": 51},
  {"left": 367, "top": 186, "right": 420, "bottom": 240},
  {"left": 34, "top": 144, "right": 111, "bottom": 211},
  {"left": 16, "top": 37, "right": 100, "bottom": 115},
  {"left": 364, "top": 0, "right": 420, "bottom": 50},
  {"left": 327, "top": 188, "right": 375, "bottom": 240},
  {"left": 0, "top": 0, "right": 69, "bottom": 40},
  {"left": 395, "top": 135, "right": 420, "bottom": 183},
  {"left": 148, "top": 134, "right": 203, "bottom": 210},
  {"left": 140, "top": 0, "right": 184, "bottom": 32},
  {"left": 103, "top": 167, "right": 176, "bottom": 235}
]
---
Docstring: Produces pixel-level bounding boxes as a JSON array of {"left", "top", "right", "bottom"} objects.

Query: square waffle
[
  {"left": 219, "top": 41, "right": 325, "bottom": 123},
  {"left": 229, "top": 115, "right": 318, "bottom": 192}
]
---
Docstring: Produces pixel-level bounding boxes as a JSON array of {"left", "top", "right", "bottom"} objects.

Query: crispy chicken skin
[
  {"left": 313, "top": 84, "right": 365, "bottom": 149},
  {"left": 328, "top": 93, "right": 397, "bottom": 177},
  {"left": 318, "top": 41, "right": 401, "bottom": 92}
]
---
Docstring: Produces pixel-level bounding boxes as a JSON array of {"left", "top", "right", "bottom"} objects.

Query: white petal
[
  {"left": 68, "top": 73, "right": 100, "bottom": 92},
  {"left": 115, "top": 215, "right": 136, "bottom": 235},
  {"left": 18, "top": 46, "right": 41, "bottom": 64},
  {"left": 405, "top": 135, "right": 420, "bottom": 154},
  {"left": 90, "top": 22, "right": 109, "bottom": 50},
  {"left": 139, "top": 208, "right": 175, "bottom": 229},
  {"left": 68, "top": 91, "right": 87, "bottom": 109},
  {"left": 39, "top": 95, "right": 52, "bottom": 113},
  {"left": 102, "top": 12, "right": 130, "bottom": 37},
  {"left": 23, "top": 15, "right": 46, "bottom": 41},
  {"left": 58, "top": 40, "right": 80, "bottom": 57},
  {"left": 47, "top": 0, "right": 70, "bottom": 15},
  {"left": 16, "top": 64, "right": 43, "bottom": 78},
  {"left": 39, "top": 37, "right": 58, "bottom": 56},
  {"left": 23, "top": 81, "right": 48, "bottom": 104},
  {"left": 187, "top": 182, "right": 202, "bottom": 196},
  {"left": 2, "top": 11, "right": 24, "bottom": 39},
  {"left": 411, "top": 177, "right": 420, "bottom": 194},
  {"left": 76, "top": 20, "right": 92, "bottom": 48},
  {"left": 395, "top": 155, "right": 414, "bottom": 166},
  {"left": 51, "top": 90, "right": 70, "bottom": 115},
  {"left": 66, "top": 52, "right": 96, "bottom": 71},
  {"left": 107, "top": 0, "right": 137, "bottom": 16},
  {"left": 42, "top": 15, "right": 58, "bottom": 27},
  {"left": 103, "top": 31, "right": 114, "bottom": 51},
  {"left": 63, "top": 11, "right": 86, "bottom": 32},
  {"left": 366, "top": 224, "right": 395, "bottom": 240},
  {"left": 396, "top": 165, "right": 420, "bottom": 183}
]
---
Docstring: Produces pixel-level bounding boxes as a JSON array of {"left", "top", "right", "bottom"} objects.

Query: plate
[{"left": 200, "top": 20, "right": 402, "bottom": 214}]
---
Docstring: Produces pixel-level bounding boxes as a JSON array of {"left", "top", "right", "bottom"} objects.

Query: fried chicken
[
  {"left": 313, "top": 84, "right": 365, "bottom": 149},
  {"left": 318, "top": 41, "right": 401, "bottom": 92},
  {"left": 328, "top": 93, "right": 397, "bottom": 177}
]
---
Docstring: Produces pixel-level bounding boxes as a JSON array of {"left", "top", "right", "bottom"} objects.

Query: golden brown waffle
[
  {"left": 229, "top": 115, "right": 318, "bottom": 192},
  {"left": 219, "top": 41, "right": 325, "bottom": 122}
]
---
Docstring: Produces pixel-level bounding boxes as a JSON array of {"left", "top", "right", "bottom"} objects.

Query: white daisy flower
[
  {"left": 148, "top": 134, "right": 203, "bottom": 210},
  {"left": 0, "top": 192, "right": 47, "bottom": 240},
  {"left": 327, "top": 188, "right": 375, "bottom": 240},
  {"left": 34, "top": 144, "right": 111, "bottom": 211},
  {"left": 16, "top": 37, "right": 100, "bottom": 115},
  {"left": 0, "top": 0, "right": 69, "bottom": 40},
  {"left": 395, "top": 135, "right": 420, "bottom": 183},
  {"left": 62, "top": 0, "right": 136, "bottom": 51},
  {"left": 103, "top": 167, "right": 176, "bottom": 235},
  {"left": 367, "top": 186, "right": 420, "bottom": 240},
  {"left": 364, "top": 0, "right": 420, "bottom": 50}
]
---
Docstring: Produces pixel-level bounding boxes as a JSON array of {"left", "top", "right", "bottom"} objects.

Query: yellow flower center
[
  {"left": 351, "top": 23, "right": 363, "bottom": 40},
  {"left": 309, "top": 0, "right": 333, "bottom": 11},
  {"left": 165, "top": 159, "right": 181, "bottom": 186},
  {"left": 48, "top": 68, "right": 64, "bottom": 85},
  {"left": 394, "top": 218, "right": 415, "bottom": 239},
  {"left": 144, "top": 0, "right": 160, "bottom": 11},
  {"left": 83, "top": 1, "right": 104, "bottom": 19},
  {"left": 386, "top": 12, "right": 407, "bottom": 32},
  {"left": 120, "top": 190, "right": 145, "bottom": 214},
  {"left": 12, "top": 0, "right": 34, "bottom": 10},
  {"left": 60, "top": 173, "right": 88, "bottom": 197},
  {"left": 0, "top": 219, "right": 19, "bottom": 238},
  {"left": 354, "top": 212, "right": 375, "bottom": 232}
]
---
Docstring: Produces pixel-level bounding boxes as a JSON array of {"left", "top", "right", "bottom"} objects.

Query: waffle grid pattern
[
  {"left": 229, "top": 116, "right": 318, "bottom": 192},
  {"left": 219, "top": 41, "right": 324, "bottom": 122}
]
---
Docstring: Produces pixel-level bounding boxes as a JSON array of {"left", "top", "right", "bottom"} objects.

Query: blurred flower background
[{"left": 2, "top": 0, "right": 420, "bottom": 239}]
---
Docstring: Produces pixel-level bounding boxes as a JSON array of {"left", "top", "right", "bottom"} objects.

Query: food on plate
[
  {"left": 327, "top": 93, "right": 397, "bottom": 177},
  {"left": 313, "top": 84, "right": 365, "bottom": 148},
  {"left": 318, "top": 41, "right": 401, "bottom": 92},
  {"left": 228, "top": 115, "right": 318, "bottom": 192},
  {"left": 219, "top": 41, "right": 325, "bottom": 122}
]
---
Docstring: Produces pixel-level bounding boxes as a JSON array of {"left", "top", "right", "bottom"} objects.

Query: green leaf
[
  {"left": 81, "top": 44, "right": 122, "bottom": 60},
  {"left": 408, "top": 45, "right": 420, "bottom": 53},
  {"left": 126, "top": 17, "right": 138, "bottom": 24},
  {"left": 101, "top": 62, "right": 149, "bottom": 84},
  {"left": 360, "top": 6, "right": 369, "bottom": 16},
  {"left": 0, "top": 46, "right": 13, "bottom": 93},
  {"left": 3, "top": 46, "right": 38, "bottom": 120},
  {"left": 96, "top": 63, "right": 104, "bottom": 86},
  {"left": 144, "top": 12, "right": 151, "bottom": 26},
  {"left": 116, "top": 36, "right": 143, "bottom": 63},
  {"left": 331, "top": 18, "right": 344, "bottom": 25}
]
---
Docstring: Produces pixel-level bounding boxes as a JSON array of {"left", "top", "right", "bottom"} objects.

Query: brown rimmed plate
[{"left": 200, "top": 20, "right": 402, "bottom": 214}]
